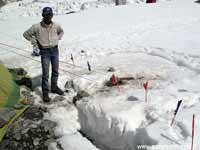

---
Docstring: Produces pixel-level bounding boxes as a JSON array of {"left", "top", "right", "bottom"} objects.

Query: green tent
[
  {"left": 0, "top": 63, "right": 21, "bottom": 107},
  {"left": 0, "top": 62, "right": 29, "bottom": 142}
]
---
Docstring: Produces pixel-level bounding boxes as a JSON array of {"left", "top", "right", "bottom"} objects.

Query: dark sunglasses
[{"left": 42, "top": 12, "right": 53, "bottom": 17}]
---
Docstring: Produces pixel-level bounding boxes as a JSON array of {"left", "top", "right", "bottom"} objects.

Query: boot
[
  {"left": 43, "top": 93, "right": 51, "bottom": 102},
  {"left": 51, "top": 86, "right": 64, "bottom": 95}
]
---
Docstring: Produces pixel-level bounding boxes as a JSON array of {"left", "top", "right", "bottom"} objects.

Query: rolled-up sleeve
[
  {"left": 23, "top": 25, "right": 38, "bottom": 48},
  {"left": 57, "top": 24, "right": 64, "bottom": 40}
]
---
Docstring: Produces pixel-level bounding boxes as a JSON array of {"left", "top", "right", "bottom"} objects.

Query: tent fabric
[
  {"left": 0, "top": 63, "right": 20, "bottom": 108},
  {"left": 0, "top": 63, "right": 30, "bottom": 143}
]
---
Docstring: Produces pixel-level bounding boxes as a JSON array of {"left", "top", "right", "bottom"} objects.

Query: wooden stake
[
  {"left": 170, "top": 100, "right": 182, "bottom": 126},
  {"left": 145, "top": 89, "right": 148, "bottom": 102},
  {"left": 71, "top": 53, "right": 75, "bottom": 66},
  {"left": 87, "top": 61, "right": 91, "bottom": 71},
  {"left": 170, "top": 115, "right": 176, "bottom": 126}
]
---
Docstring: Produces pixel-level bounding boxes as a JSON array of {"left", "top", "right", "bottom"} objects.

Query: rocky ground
[
  {"left": 0, "top": 105, "right": 63, "bottom": 150},
  {"left": 0, "top": 79, "right": 93, "bottom": 150}
]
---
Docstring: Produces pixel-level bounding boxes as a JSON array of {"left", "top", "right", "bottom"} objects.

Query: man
[{"left": 23, "top": 7, "right": 64, "bottom": 102}]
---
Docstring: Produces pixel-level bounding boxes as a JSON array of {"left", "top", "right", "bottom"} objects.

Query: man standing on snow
[{"left": 23, "top": 7, "right": 64, "bottom": 102}]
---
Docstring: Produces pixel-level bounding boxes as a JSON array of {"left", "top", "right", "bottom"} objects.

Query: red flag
[
  {"left": 191, "top": 114, "right": 195, "bottom": 150},
  {"left": 143, "top": 81, "right": 148, "bottom": 91},
  {"left": 111, "top": 74, "right": 117, "bottom": 86},
  {"left": 143, "top": 81, "right": 148, "bottom": 102}
]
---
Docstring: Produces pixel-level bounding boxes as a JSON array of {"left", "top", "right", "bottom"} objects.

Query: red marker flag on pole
[
  {"left": 191, "top": 114, "right": 195, "bottom": 150},
  {"left": 111, "top": 74, "right": 121, "bottom": 91},
  {"left": 143, "top": 81, "right": 148, "bottom": 90},
  {"left": 111, "top": 74, "right": 117, "bottom": 86},
  {"left": 170, "top": 100, "right": 182, "bottom": 126},
  {"left": 143, "top": 81, "right": 148, "bottom": 102}
]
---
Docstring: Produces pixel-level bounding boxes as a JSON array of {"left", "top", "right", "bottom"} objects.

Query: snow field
[{"left": 0, "top": 0, "right": 200, "bottom": 149}]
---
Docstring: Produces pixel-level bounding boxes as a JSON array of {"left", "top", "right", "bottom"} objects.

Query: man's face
[{"left": 43, "top": 12, "right": 53, "bottom": 24}]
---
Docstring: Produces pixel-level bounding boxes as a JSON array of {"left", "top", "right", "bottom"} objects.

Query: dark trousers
[{"left": 40, "top": 46, "right": 59, "bottom": 95}]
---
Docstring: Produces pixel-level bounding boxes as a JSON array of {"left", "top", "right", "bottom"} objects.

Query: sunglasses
[{"left": 42, "top": 12, "right": 53, "bottom": 17}]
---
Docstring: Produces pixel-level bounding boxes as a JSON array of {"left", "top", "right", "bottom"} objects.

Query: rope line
[
  {"left": 0, "top": 32, "right": 20, "bottom": 41},
  {"left": 0, "top": 45, "right": 97, "bottom": 82},
  {"left": 59, "top": 60, "right": 107, "bottom": 75},
  {"left": 0, "top": 42, "right": 107, "bottom": 75}
]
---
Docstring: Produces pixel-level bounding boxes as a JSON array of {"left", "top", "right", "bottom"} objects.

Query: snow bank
[
  {"left": 44, "top": 104, "right": 100, "bottom": 150},
  {"left": 75, "top": 48, "right": 200, "bottom": 150},
  {"left": 74, "top": 52, "right": 173, "bottom": 149},
  {"left": 77, "top": 94, "right": 157, "bottom": 150}
]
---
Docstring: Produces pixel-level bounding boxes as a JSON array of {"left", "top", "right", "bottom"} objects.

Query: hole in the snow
[
  {"left": 127, "top": 96, "right": 139, "bottom": 101},
  {"left": 178, "top": 89, "right": 188, "bottom": 92}
]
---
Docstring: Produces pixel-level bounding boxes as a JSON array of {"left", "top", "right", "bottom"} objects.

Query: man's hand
[{"left": 31, "top": 47, "right": 40, "bottom": 57}]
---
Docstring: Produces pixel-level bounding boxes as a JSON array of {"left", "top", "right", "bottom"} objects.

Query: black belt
[{"left": 40, "top": 45, "right": 58, "bottom": 50}]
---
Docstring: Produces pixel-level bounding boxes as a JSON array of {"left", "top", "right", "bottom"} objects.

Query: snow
[{"left": 0, "top": 0, "right": 200, "bottom": 149}]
